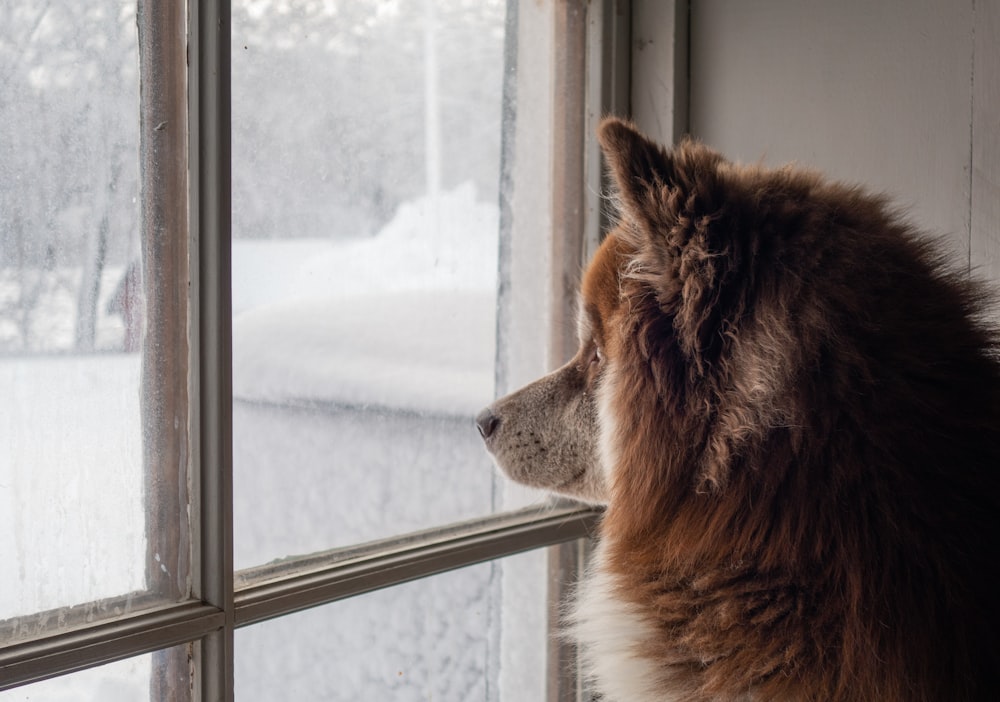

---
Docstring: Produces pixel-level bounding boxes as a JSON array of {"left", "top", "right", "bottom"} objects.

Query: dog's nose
[{"left": 476, "top": 408, "right": 500, "bottom": 439}]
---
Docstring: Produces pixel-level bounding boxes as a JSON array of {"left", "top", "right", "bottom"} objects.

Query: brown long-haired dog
[{"left": 478, "top": 118, "right": 1000, "bottom": 701}]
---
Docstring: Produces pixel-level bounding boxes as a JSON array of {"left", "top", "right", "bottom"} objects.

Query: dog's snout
[{"left": 476, "top": 407, "right": 500, "bottom": 440}]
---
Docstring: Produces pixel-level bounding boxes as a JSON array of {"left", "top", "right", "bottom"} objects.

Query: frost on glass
[
  {"left": 0, "top": 644, "right": 190, "bottom": 702},
  {"left": 231, "top": 0, "right": 510, "bottom": 567},
  {"left": 236, "top": 551, "right": 547, "bottom": 702},
  {"left": 0, "top": 3, "right": 184, "bottom": 631}
]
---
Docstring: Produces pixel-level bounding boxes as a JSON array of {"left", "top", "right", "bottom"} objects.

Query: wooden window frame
[{"left": 0, "top": 1, "right": 674, "bottom": 699}]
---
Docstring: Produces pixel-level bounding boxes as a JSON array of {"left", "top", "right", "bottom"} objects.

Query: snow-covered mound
[{"left": 232, "top": 183, "right": 499, "bottom": 415}]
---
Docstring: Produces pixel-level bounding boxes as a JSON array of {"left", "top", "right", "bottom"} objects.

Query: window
[
  {"left": 230, "top": 0, "right": 510, "bottom": 560},
  {"left": 1, "top": 0, "right": 190, "bottom": 639},
  {"left": 9, "top": 2, "right": 995, "bottom": 698},
  {"left": 1, "top": 1, "right": 631, "bottom": 699}
]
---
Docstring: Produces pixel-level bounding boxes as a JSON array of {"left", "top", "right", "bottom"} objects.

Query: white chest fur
[{"left": 570, "top": 542, "right": 687, "bottom": 702}]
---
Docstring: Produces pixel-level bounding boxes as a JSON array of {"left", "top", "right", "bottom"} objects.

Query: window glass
[
  {"left": 1, "top": 3, "right": 187, "bottom": 626},
  {"left": 231, "top": 0, "right": 508, "bottom": 568},
  {"left": 236, "top": 550, "right": 547, "bottom": 701},
  {"left": 0, "top": 644, "right": 191, "bottom": 701}
]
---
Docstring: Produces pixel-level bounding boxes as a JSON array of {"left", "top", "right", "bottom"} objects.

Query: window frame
[{"left": 0, "top": 1, "right": 651, "bottom": 699}]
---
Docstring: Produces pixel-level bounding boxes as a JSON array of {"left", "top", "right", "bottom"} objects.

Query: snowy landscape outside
[{"left": 2, "top": 1, "right": 552, "bottom": 699}]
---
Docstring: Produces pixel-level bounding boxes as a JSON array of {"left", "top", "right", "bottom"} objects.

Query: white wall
[{"left": 633, "top": 0, "right": 999, "bottom": 284}]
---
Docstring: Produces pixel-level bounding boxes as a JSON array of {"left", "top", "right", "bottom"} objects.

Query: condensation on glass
[
  {"left": 235, "top": 550, "right": 547, "bottom": 702},
  {"left": 0, "top": 2, "right": 191, "bottom": 636},
  {"left": 0, "top": 643, "right": 193, "bottom": 701},
  {"left": 230, "top": 0, "right": 510, "bottom": 569}
]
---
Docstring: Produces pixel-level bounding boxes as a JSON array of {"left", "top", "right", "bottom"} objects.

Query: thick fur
[{"left": 478, "top": 117, "right": 1000, "bottom": 701}]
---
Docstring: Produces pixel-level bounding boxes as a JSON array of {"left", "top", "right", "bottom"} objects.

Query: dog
[{"left": 477, "top": 118, "right": 1000, "bottom": 701}]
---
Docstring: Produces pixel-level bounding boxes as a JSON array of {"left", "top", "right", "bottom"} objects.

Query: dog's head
[
  {"left": 475, "top": 118, "right": 697, "bottom": 505},
  {"left": 477, "top": 118, "right": 813, "bottom": 505},
  {"left": 474, "top": 226, "right": 628, "bottom": 504}
]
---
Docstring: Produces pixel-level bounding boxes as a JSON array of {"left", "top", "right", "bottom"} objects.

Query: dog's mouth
[
  {"left": 475, "top": 406, "right": 597, "bottom": 497},
  {"left": 553, "top": 463, "right": 590, "bottom": 492}
]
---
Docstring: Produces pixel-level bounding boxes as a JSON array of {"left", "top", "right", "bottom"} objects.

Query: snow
[
  {"left": 2, "top": 184, "right": 549, "bottom": 700},
  {"left": 232, "top": 182, "right": 498, "bottom": 415},
  {"left": 236, "top": 559, "right": 497, "bottom": 701},
  {"left": 0, "top": 354, "right": 145, "bottom": 621},
  {"left": 226, "top": 184, "right": 550, "bottom": 702},
  {"left": 0, "top": 653, "right": 150, "bottom": 702},
  {"left": 230, "top": 239, "right": 334, "bottom": 315},
  {"left": 230, "top": 183, "right": 504, "bottom": 562},
  {"left": 234, "top": 291, "right": 495, "bottom": 415}
]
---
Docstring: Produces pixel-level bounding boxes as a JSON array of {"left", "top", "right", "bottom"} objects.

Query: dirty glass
[
  {"left": 235, "top": 550, "right": 548, "bottom": 701},
  {"left": 0, "top": 3, "right": 189, "bottom": 628},
  {"left": 231, "top": 0, "right": 510, "bottom": 569},
  {"left": 0, "top": 644, "right": 192, "bottom": 701}
]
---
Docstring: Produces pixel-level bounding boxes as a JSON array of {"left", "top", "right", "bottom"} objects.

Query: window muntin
[{"left": 0, "top": 644, "right": 191, "bottom": 701}]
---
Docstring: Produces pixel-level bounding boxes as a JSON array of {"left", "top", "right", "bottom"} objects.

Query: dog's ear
[
  {"left": 597, "top": 117, "right": 723, "bottom": 237},
  {"left": 597, "top": 118, "right": 679, "bottom": 235},
  {"left": 597, "top": 118, "right": 729, "bottom": 371}
]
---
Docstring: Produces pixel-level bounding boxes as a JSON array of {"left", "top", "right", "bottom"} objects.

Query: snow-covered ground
[
  {"left": 232, "top": 182, "right": 497, "bottom": 419},
  {"left": 231, "top": 183, "right": 505, "bottom": 563},
  {"left": 1, "top": 184, "right": 550, "bottom": 700},
  {"left": 0, "top": 354, "right": 145, "bottom": 619}
]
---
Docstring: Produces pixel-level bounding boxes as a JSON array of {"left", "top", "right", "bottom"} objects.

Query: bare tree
[{"left": 0, "top": 3, "right": 137, "bottom": 353}]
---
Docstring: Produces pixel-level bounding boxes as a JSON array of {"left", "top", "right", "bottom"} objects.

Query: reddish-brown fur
[{"left": 480, "top": 118, "right": 1000, "bottom": 700}]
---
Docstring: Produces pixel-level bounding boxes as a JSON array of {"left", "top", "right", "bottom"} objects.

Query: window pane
[
  {"left": 0, "top": 3, "right": 142, "bottom": 619},
  {"left": 0, "top": 3, "right": 190, "bottom": 626},
  {"left": 0, "top": 357, "right": 144, "bottom": 618},
  {"left": 236, "top": 550, "right": 547, "bottom": 701},
  {"left": 0, "top": 644, "right": 192, "bottom": 702},
  {"left": 231, "top": 0, "right": 508, "bottom": 568}
]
